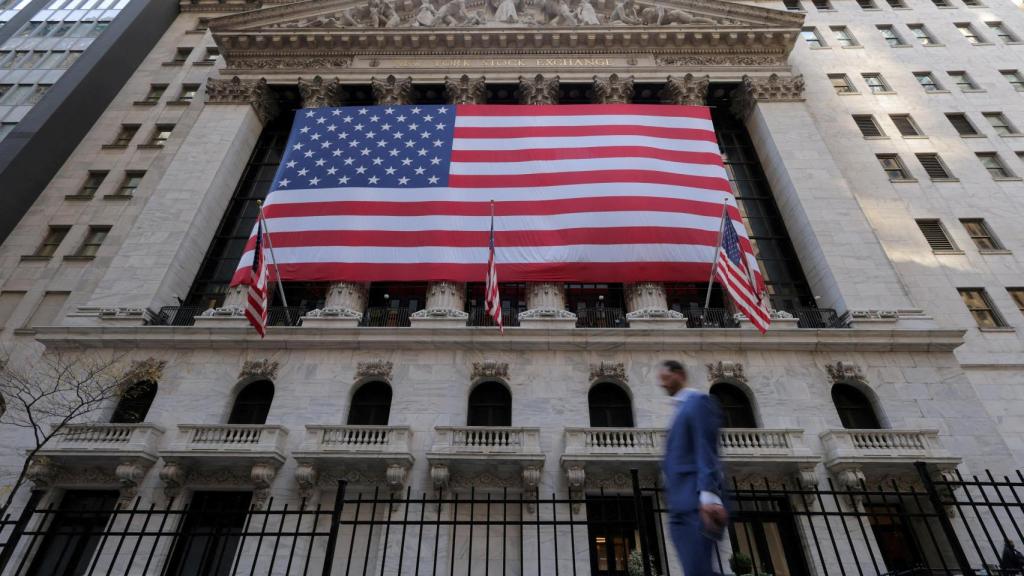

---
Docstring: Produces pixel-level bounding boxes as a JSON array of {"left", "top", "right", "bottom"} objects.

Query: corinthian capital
[
  {"left": 298, "top": 76, "right": 345, "bottom": 108},
  {"left": 371, "top": 75, "right": 414, "bottom": 105},
  {"left": 730, "top": 73, "right": 805, "bottom": 119},
  {"left": 661, "top": 73, "right": 710, "bottom": 106},
  {"left": 445, "top": 75, "right": 487, "bottom": 104},
  {"left": 206, "top": 76, "right": 279, "bottom": 124},
  {"left": 519, "top": 74, "right": 560, "bottom": 105},
  {"left": 593, "top": 74, "right": 634, "bottom": 104}
]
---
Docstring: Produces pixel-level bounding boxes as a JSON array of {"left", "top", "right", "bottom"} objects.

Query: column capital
[
  {"left": 371, "top": 75, "right": 414, "bottom": 105},
  {"left": 592, "top": 73, "right": 634, "bottom": 104},
  {"left": 660, "top": 73, "right": 710, "bottom": 106},
  {"left": 730, "top": 73, "right": 806, "bottom": 119},
  {"left": 518, "top": 74, "right": 560, "bottom": 105},
  {"left": 205, "top": 76, "right": 278, "bottom": 124},
  {"left": 445, "top": 74, "right": 487, "bottom": 104},
  {"left": 298, "top": 75, "right": 345, "bottom": 108}
]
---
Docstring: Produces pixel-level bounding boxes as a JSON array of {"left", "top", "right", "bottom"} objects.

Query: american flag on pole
[
  {"left": 485, "top": 202, "right": 503, "bottom": 334},
  {"left": 714, "top": 211, "right": 771, "bottom": 334},
  {"left": 231, "top": 104, "right": 761, "bottom": 291},
  {"left": 244, "top": 218, "right": 268, "bottom": 337}
]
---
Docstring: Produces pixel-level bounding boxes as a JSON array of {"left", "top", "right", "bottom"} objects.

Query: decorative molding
[
  {"left": 386, "top": 463, "right": 409, "bottom": 491},
  {"left": 472, "top": 361, "right": 509, "bottom": 381},
  {"left": 239, "top": 359, "right": 279, "bottom": 381},
  {"left": 770, "top": 309, "right": 795, "bottom": 319},
  {"left": 825, "top": 361, "right": 866, "bottom": 385},
  {"left": 229, "top": 56, "right": 352, "bottom": 70},
  {"left": 410, "top": 308, "right": 470, "bottom": 319},
  {"left": 26, "top": 457, "right": 56, "bottom": 488},
  {"left": 706, "top": 360, "right": 745, "bottom": 384},
  {"left": 445, "top": 74, "right": 487, "bottom": 104},
  {"left": 250, "top": 462, "right": 278, "bottom": 509},
  {"left": 371, "top": 75, "right": 414, "bottom": 104},
  {"left": 205, "top": 76, "right": 279, "bottom": 124},
  {"left": 850, "top": 309, "right": 899, "bottom": 320},
  {"left": 656, "top": 54, "right": 784, "bottom": 67},
  {"left": 304, "top": 307, "right": 363, "bottom": 319},
  {"left": 660, "top": 73, "right": 709, "bottom": 105},
  {"left": 295, "top": 463, "right": 319, "bottom": 500},
  {"left": 298, "top": 75, "right": 345, "bottom": 107},
  {"left": 590, "top": 361, "right": 627, "bottom": 383},
  {"left": 519, "top": 74, "right": 560, "bottom": 104},
  {"left": 593, "top": 73, "right": 633, "bottom": 104},
  {"left": 518, "top": 308, "right": 577, "bottom": 320},
  {"left": 125, "top": 357, "right": 166, "bottom": 384},
  {"left": 115, "top": 462, "right": 147, "bottom": 505},
  {"left": 159, "top": 462, "right": 185, "bottom": 499},
  {"left": 98, "top": 307, "right": 147, "bottom": 319},
  {"left": 625, "top": 308, "right": 686, "bottom": 320},
  {"left": 430, "top": 463, "right": 450, "bottom": 492},
  {"left": 356, "top": 360, "right": 393, "bottom": 382},
  {"left": 730, "top": 73, "right": 805, "bottom": 119}
]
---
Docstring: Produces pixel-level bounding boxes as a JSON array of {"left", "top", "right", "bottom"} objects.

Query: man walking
[{"left": 659, "top": 360, "right": 727, "bottom": 575}]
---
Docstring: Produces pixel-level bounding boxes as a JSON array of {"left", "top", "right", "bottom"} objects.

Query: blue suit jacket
[{"left": 663, "top": 390, "right": 724, "bottom": 513}]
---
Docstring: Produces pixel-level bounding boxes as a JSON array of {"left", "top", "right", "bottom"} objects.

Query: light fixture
[{"left": 383, "top": 293, "right": 390, "bottom": 300}]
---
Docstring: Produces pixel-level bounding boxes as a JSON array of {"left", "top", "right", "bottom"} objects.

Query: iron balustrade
[
  {"left": 680, "top": 307, "right": 740, "bottom": 328},
  {"left": 787, "top": 308, "right": 849, "bottom": 328},
  {"left": 466, "top": 306, "right": 523, "bottom": 327},
  {"left": 359, "top": 307, "right": 411, "bottom": 327},
  {"left": 151, "top": 306, "right": 308, "bottom": 327},
  {"left": 574, "top": 307, "right": 628, "bottom": 328}
]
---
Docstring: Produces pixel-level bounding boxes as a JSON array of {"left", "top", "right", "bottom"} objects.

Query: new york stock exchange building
[{"left": 1, "top": 0, "right": 1024, "bottom": 572}]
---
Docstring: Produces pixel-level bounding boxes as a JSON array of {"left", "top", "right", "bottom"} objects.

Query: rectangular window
[
  {"left": 962, "top": 0, "right": 982, "bottom": 5},
  {"left": 33, "top": 225, "right": 69, "bottom": 257},
  {"left": 171, "top": 47, "right": 192, "bottom": 64},
  {"left": 812, "top": 0, "right": 832, "bottom": 9},
  {"left": 74, "top": 226, "right": 109, "bottom": 258},
  {"left": 203, "top": 47, "right": 219, "bottom": 63},
  {"left": 890, "top": 114, "right": 923, "bottom": 136},
  {"left": 801, "top": 27, "right": 826, "bottom": 47},
  {"left": 887, "top": 0, "right": 907, "bottom": 7},
  {"left": 877, "top": 154, "right": 911, "bottom": 180},
  {"left": 976, "top": 153, "right": 1015, "bottom": 179},
  {"left": 946, "top": 113, "right": 979, "bottom": 136},
  {"left": 37, "top": 51, "right": 66, "bottom": 69},
  {"left": 69, "top": 21, "right": 95, "bottom": 36},
  {"left": 830, "top": 73, "right": 857, "bottom": 94},
  {"left": 0, "top": 291, "right": 25, "bottom": 329},
  {"left": 0, "top": 51, "right": 16, "bottom": 68},
  {"left": 909, "top": 24, "right": 937, "bottom": 45},
  {"left": 23, "top": 491, "right": 119, "bottom": 576},
  {"left": 25, "top": 291, "right": 69, "bottom": 328},
  {"left": 783, "top": 0, "right": 804, "bottom": 10},
  {"left": 916, "top": 219, "right": 959, "bottom": 252},
  {"left": 142, "top": 84, "right": 166, "bottom": 103},
  {"left": 983, "top": 112, "right": 1018, "bottom": 136},
  {"left": 87, "top": 21, "right": 109, "bottom": 37},
  {"left": 164, "top": 492, "right": 252, "bottom": 576},
  {"left": 110, "top": 124, "right": 138, "bottom": 147},
  {"left": 115, "top": 171, "right": 145, "bottom": 196},
  {"left": 832, "top": 26, "right": 859, "bottom": 47},
  {"left": 1007, "top": 288, "right": 1024, "bottom": 317},
  {"left": 77, "top": 170, "right": 107, "bottom": 197},
  {"left": 958, "top": 288, "right": 1007, "bottom": 328},
  {"left": 857, "top": 0, "right": 876, "bottom": 7},
  {"left": 854, "top": 114, "right": 884, "bottom": 137},
  {"left": 862, "top": 73, "right": 891, "bottom": 93},
  {"left": 916, "top": 153, "right": 953, "bottom": 180},
  {"left": 148, "top": 124, "right": 173, "bottom": 146},
  {"left": 15, "top": 51, "right": 43, "bottom": 69},
  {"left": 1001, "top": 70, "right": 1024, "bottom": 91},
  {"left": 960, "top": 218, "right": 1005, "bottom": 250},
  {"left": 947, "top": 71, "right": 978, "bottom": 91},
  {"left": 195, "top": 17, "right": 209, "bottom": 31},
  {"left": 51, "top": 20, "right": 73, "bottom": 37},
  {"left": 1, "top": 85, "right": 35, "bottom": 105},
  {"left": 914, "top": 72, "right": 943, "bottom": 92},
  {"left": 931, "top": 0, "right": 951, "bottom": 6},
  {"left": 178, "top": 84, "right": 200, "bottom": 101},
  {"left": 986, "top": 21, "right": 1017, "bottom": 43},
  {"left": 956, "top": 23, "right": 985, "bottom": 44},
  {"left": 60, "top": 51, "right": 82, "bottom": 68},
  {"left": 878, "top": 25, "right": 906, "bottom": 46}
]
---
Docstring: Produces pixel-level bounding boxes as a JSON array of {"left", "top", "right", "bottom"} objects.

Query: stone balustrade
[
  {"left": 820, "top": 428, "right": 955, "bottom": 463},
  {"left": 300, "top": 425, "right": 413, "bottom": 454},
  {"left": 431, "top": 426, "right": 542, "bottom": 455},
  {"left": 168, "top": 424, "right": 289, "bottom": 456},
  {"left": 563, "top": 427, "right": 812, "bottom": 460},
  {"left": 44, "top": 423, "right": 164, "bottom": 455}
]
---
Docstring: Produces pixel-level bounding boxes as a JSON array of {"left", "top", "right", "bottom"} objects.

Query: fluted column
[
  {"left": 297, "top": 76, "right": 367, "bottom": 327},
  {"left": 515, "top": 75, "right": 574, "bottom": 327}
]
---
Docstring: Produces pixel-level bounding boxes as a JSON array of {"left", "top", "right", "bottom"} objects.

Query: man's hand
[{"left": 699, "top": 503, "right": 728, "bottom": 535}]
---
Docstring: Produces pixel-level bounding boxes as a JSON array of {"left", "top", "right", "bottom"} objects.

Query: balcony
[
  {"left": 787, "top": 308, "right": 849, "bottom": 329},
  {"left": 575, "top": 308, "right": 628, "bottom": 328},
  {"left": 360, "top": 306, "right": 411, "bottom": 327},
  {"left": 426, "top": 426, "right": 545, "bottom": 491},
  {"left": 293, "top": 426, "right": 414, "bottom": 494},
  {"left": 161, "top": 424, "right": 288, "bottom": 466},
  {"left": 679, "top": 307, "right": 740, "bottom": 328},
  {"left": 466, "top": 306, "right": 523, "bottom": 328},
  {"left": 151, "top": 306, "right": 308, "bottom": 327},
  {"left": 36, "top": 423, "right": 164, "bottom": 467},
  {"left": 820, "top": 429, "right": 960, "bottom": 472}
]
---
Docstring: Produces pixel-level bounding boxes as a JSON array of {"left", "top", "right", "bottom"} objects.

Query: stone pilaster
[
  {"left": 518, "top": 74, "right": 559, "bottom": 105},
  {"left": 445, "top": 75, "right": 487, "bottom": 104},
  {"left": 371, "top": 75, "right": 414, "bottom": 105},
  {"left": 519, "top": 282, "right": 576, "bottom": 328},
  {"left": 592, "top": 73, "right": 633, "bottom": 104},
  {"left": 624, "top": 282, "right": 686, "bottom": 328},
  {"left": 410, "top": 281, "right": 469, "bottom": 327},
  {"left": 303, "top": 282, "right": 368, "bottom": 328},
  {"left": 206, "top": 76, "right": 279, "bottom": 125},
  {"left": 298, "top": 75, "right": 345, "bottom": 108},
  {"left": 660, "top": 73, "right": 710, "bottom": 106}
]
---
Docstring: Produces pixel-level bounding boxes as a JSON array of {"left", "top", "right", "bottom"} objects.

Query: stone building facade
[{"left": 0, "top": 0, "right": 1023, "bottom": 572}]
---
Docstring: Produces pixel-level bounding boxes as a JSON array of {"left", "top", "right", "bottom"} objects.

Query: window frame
[
  {"left": 877, "top": 154, "right": 913, "bottom": 181},
  {"left": 112, "top": 171, "right": 145, "bottom": 198},
  {"left": 946, "top": 113, "right": 980, "bottom": 136},
  {"left": 914, "top": 71, "right": 944, "bottom": 93},
  {"left": 957, "top": 288, "right": 1009, "bottom": 329},
  {"left": 862, "top": 73, "right": 893, "bottom": 94},
  {"left": 32, "top": 225, "right": 70, "bottom": 258},
  {"left": 986, "top": 21, "right": 1018, "bottom": 43},
  {"left": 74, "top": 170, "right": 107, "bottom": 198},
  {"left": 147, "top": 124, "right": 174, "bottom": 147},
  {"left": 947, "top": 71, "right": 980, "bottom": 91},
  {"left": 975, "top": 153, "right": 1017, "bottom": 180},
  {"left": 1001, "top": 70, "right": 1024, "bottom": 92},
  {"left": 1007, "top": 288, "right": 1024, "bottom": 318},
  {"left": 960, "top": 218, "right": 1007, "bottom": 251},
  {"left": 877, "top": 25, "right": 907, "bottom": 47},
  {"left": 801, "top": 27, "right": 827, "bottom": 48},
  {"left": 908, "top": 24, "right": 938, "bottom": 45},
  {"left": 890, "top": 114, "right": 924, "bottom": 137},
  {"left": 983, "top": 112, "right": 1019, "bottom": 136},
  {"left": 831, "top": 26, "right": 860, "bottom": 47},
  {"left": 956, "top": 22, "right": 986, "bottom": 45},
  {"left": 829, "top": 73, "right": 858, "bottom": 94},
  {"left": 72, "top": 225, "right": 110, "bottom": 259},
  {"left": 853, "top": 114, "right": 885, "bottom": 138},
  {"left": 108, "top": 124, "right": 139, "bottom": 147},
  {"left": 915, "top": 219, "right": 960, "bottom": 253},
  {"left": 915, "top": 152, "right": 955, "bottom": 181}
]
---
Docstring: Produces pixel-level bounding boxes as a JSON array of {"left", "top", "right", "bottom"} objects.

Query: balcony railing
[
  {"left": 360, "top": 307, "right": 411, "bottom": 327},
  {"left": 151, "top": 306, "right": 308, "bottom": 327},
  {"left": 168, "top": 424, "right": 289, "bottom": 455},
  {"left": 40, "top": 423, "right": 164, "bottom": 457},
  {"left": 466, "top": 306, "right": 523, "bottom": 327},
  {"left": 786, "top": 308, "right": 849, "bottom": 329},
  {"left": 431, "top": 426, "right": 542, "bottom": 456},
  {"left": 680, "top": 307, "right": 739, "bottom": 328},
  {"left": 563, "top": 427, "right": 814, "bottom": 462},
  {"left": 301, "top": 425, "right": 413, "bottom": 454},
  {"left": 820, "top": 428, "right": 957, "bottom": 465},
  {"left": 574, "top": 308, "right": 628, "bottom": 328}
]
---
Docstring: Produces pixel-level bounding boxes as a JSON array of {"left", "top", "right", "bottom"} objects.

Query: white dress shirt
[{"left": 671, "top": 388, "right": 724, "bottom": 507}]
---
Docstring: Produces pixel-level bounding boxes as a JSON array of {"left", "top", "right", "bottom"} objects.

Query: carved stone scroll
[
  {"left": 472, "top": 361, "right": 509, "bottom": 381},
  {"left": 730, "top": 73, "right": 805, "bottom": 119},
  {"left": 590, "top": 361, "right": 627, "bottom": 383},
  {"left": 371, "top": 75, "right": 414, "bottom": 105},
  {"left": 825, "top": 361, "right": 866, "bottom": 385},
  {"left": 592, "top": 73, "right": 633, "bottom": 104},
  {"left": 205, "top": 77, "right": 278, "bottom": 124},
  {"left": 518, "top": 74, "right": 559, "bottom": 105},
  {"left": 445, "top": 75, "right": 487, "bottom": 104},
  {"left": 298, "top": 75, "right": 345, "bottom": 108},
  {"left": 661, "top": 73, "right": 709, "bottom": 106}
]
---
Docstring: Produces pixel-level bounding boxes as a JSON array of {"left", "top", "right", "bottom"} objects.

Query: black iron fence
[
  {"left": 151, "top": 306, "right": 308, "bottom": 327},
  {"left": 466, "top": 306, "right": 524, "bottom": 328},
  {"left": 3, "top": 463, "right": 1024, "bottom": 576},
  {"left": 359, "top": 307, "right": 411, "bottom": 327},
  {"left": 680, "top": 307, "right": 740, "bottom": 328},
  {"left": 575, "top": 307, "right": 628, "bottom": 328}
]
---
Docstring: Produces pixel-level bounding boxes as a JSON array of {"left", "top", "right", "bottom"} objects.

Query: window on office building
[
  {"left": 178, "top": 84, "right": 200, "bottom": 101},
  {"left": 909, "top": 24, "right": 937, "bottom": 44},
  {"left": 74, "top": 226, "right": 109, "bottom": 258},
  {"left": 783, "top": 0, "right": 804, "bottom": 10},
  {"left": 878, "top": 25, "right": 906, "bottom": 46},
  {"left": 853, "top": 115, "right": 884, "bottom": 137},
  {"left": 915, "top": 219, "right": 959, "bottom": 253},
  {"left": 947, "top": 71, "right": 979, "bottom": 91},
  {"left": 916, "top": 153, "right": 954, "bottom": 180},
  {"left": 0, "top": 291, "right": 25, "bottom": 329},
  {"left": 960, "top": 218, "right": 1005, "bottom": 250},
  {"left": 887, "top": 0, "right": 907, "bottom": 7},
  {"left": 830, "top": 74, "right": 857, "bottom": 93},
  {"left": 142, "top": 84, "right": 166, "bottom": 103},
  {"left": 863, "top": 73, "right": 892, "bottom": 93},
  {"left": 25, "top": 291, "right": 69, "bottom": 329},
  {"left": 956, "top": 23, "right": 985, "bottom": 44},
  {"left": 983, "top": 112, "right": 1018, "bottom": 135},
  {"left": 147, "top": 124, "right": 174, "bottom": 146},
  {"left": 1001, "top": 70, "right": 1024, "bottom": 91},
  {"left": 931, "top": 0, "right": 951, "bottom": 6},
  {"left": 914, "top": 72, "right": 943, "bottom": 92},
  {"left": 812, "top": 0, "right": 832, "bottom": 9},
  {"left": 802, "top": 27, "right": 826, "bottom": 47},
  {"left": 832, "top": 26, "right": 859, "bottom": 46},
  {"left": 60, "top": 51, "right": 81, "bottom": 68},
  {"left": 115, "top": 171, "right": 145, "bottom": 197},
  {"left": 76, "top": 171, "right": 107, "bottom": 197},
  {"left": 958, "top": 288, "right": 1007, "bottom": 328},
  {"left": 890, "top": 114, "right": 923, "bottom": 136},
  {"left": 1007, "top": 289, "right": 1024, "bottom": 318},
  {"left": 986, "top": 21, "right": 1018, "bottom": 43},
  {"left": 976, "top": 153, "right": 1015, "bottom": 179},
  {"left": 109, "top": 125, "right": 138, "bottom": 147},
  {"left": 171, "top": 47, "right": 192, "bottom": 64},
  {"left": 202, "top": 47, "right": 219, "bottom": 63},
  {"left": 878, "top": 154, "right": 912, "bottom": 180},
  {"left": 946, "top": 113, "right": 979, "bottom": 136},
  {"left": 33, "top": 226, "right": 69, "bottom": 258}
]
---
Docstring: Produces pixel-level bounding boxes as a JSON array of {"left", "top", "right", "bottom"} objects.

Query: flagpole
[
  {"left": 703, "top": 198, "right": 731, "bottom": 310},
  {"left": 256, "top": 200, "right": 292, "bottom": 325}
]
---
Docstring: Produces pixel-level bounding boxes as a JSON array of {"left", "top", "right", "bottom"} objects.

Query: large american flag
[
  {"left": 244, "top": 218, "right": 268, "bottom": 337},
  {"left": 231, "top": 104, "right": 761, "bottom": 288},
  {"left": 715, "top": 212, "right": 770, "bottom": 334},
  {"left": 485, "top": 202, "right": 503, "bottom": 334}
]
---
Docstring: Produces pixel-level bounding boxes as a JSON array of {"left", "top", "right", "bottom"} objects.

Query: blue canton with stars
[
  {"left": 272, "top": 105, "right": 456, "bottom": 191},
  {"left": 721, "top": 215, "right": 744, "bottom": 267}
]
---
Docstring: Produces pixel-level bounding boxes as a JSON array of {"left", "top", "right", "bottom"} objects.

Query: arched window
[
  {"left": 588, "top": 382, "right": 634, "bottom": 428},
  {"left": 110, "top": 380, "right": 158, "bottom": 424},
  {"left": 228, "top": 380, "right": 274, "bottom": 425},
  {"left": 832, "top": 383, "right": 882, "bottom": 429},
  {"left": 467, "top": 381, "right": 511, "bottom": 427},
  {"left": 709, "top": 383, "right": 757, "bottom": 428},
  {"left": 347, "top": 381, "right": 392, "bottom": 425}
]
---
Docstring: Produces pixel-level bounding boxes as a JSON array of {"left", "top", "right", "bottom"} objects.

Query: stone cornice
[
  {"left": 32, "top": 326, "right": 967, "bottom": 353},
  {"left": 181, "top": 0, "right": 260, "bottom": 13}
]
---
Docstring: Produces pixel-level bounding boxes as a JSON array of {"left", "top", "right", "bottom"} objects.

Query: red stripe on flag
[
  {"left": 454, "top": 125, "right": 717, "bottom": 141},
  {"left": 448, "top": 170, "right": 733, "bottom": 191},
  {"left": 450, "top": 147, "right": 725, "bottom": 165},
  {"left": 455, "top": 103, "right": 711, "bottom": 119}
]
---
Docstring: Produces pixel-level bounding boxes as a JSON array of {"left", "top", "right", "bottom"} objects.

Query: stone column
[
  {"left": 371, "top": 75, "right": 413, "bottom": 105},
  {"left": 444, "top": 74, "right": 486, "bottom": 105},
  {"left": 592, "top": 73, "right": 633, "bottom": 104},
  {"left": 732, "top": 74, "right": 916, "bottom": 314},
  {"left": 515, "top": 75, "right": 575, "bottom": 328},
  {"left": 84, "top": 77, "right": 277, "bottom": 327},
  {"left": 661, "top": 73, "right": 710, "bottom": 106}
]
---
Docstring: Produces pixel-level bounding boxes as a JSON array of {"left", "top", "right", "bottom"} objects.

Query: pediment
[{"left": 210, "top": 0, "right": 802, "bottom": 32}]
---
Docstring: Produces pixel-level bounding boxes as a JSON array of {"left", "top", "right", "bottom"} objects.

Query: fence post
[
  {"left": 915, "top": 461, "right": 972, "bottom": 574},
  {"left": 630, "top": 469, "right": 654, "bottom": 576},
  {"left": 320, "top": 480, "right": 347, "bottom": 576},
  {"left": 0, "top": 489, "right": 44, "bottom": 573}
]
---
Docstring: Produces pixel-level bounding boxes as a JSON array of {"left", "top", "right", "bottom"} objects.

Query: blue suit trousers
[{"left": 668, "top": 511, "right": 716, "bottom": 576}]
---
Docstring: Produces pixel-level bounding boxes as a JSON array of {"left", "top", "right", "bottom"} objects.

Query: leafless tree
[{"left": 0, "top": 344, "right": 130, "bottom": 518}]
